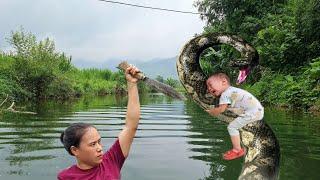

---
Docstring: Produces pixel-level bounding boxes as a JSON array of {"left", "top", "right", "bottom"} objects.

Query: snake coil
[{"left": 177, "top": 33, "right": 280, "bottom": 180}]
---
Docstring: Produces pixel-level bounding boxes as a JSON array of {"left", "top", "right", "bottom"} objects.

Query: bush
[{"left": 7, "top": 28, "right": 74, "bottom": 99}]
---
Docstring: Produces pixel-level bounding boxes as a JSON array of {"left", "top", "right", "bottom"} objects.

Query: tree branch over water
[{"left": 0, "top": 94, "right": 37, "bottom": 115}]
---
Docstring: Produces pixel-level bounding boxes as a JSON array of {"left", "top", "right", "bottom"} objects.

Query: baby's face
[{"left": 206, "top": 77, "right": 228, "bottom": 97}]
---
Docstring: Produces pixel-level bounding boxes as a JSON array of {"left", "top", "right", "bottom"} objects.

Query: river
[{"left": 0, "top": 94, "right": 319, "bottom": 179}]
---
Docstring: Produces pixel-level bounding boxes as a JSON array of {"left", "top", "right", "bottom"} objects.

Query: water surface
[{"left": 0, "top": 94, "right": 319, "bottom": 179}]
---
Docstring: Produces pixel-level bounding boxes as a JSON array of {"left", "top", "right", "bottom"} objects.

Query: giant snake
[{"left": 177, "top": 33, "right": 280, "bottom": 180}]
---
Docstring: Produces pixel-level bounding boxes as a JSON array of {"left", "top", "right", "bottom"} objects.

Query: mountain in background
[
  {"left": 135, "top": 57, "right": 178, "bottom": 79},
  {"left": 73, "top": 56, "right": 178, "bottom": 79}
]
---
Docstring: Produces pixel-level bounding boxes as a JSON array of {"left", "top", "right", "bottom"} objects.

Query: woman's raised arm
[{"left": 118, "top": 66, "right": 141, "bottom": 158}]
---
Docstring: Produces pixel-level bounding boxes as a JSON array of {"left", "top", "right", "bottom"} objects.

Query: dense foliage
[
  {"left": 1, "top": 0, "right": 319, "bottom": 112},
  {"left": 0, "top": 29, "right": 181, "bottom": 103},
  {"left": 195, "top": 0, "right": 320, "bottom": 111},
  {"left": 0, "top": 29, "right": 134, "bottom": 101}
]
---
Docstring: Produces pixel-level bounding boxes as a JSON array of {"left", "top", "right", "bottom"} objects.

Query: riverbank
[
  {"left": 0, "top": 30, "right": 182, "bottom": 103},
  {"left": 1, "top": 29, "right": 319, "bottom": 113}
]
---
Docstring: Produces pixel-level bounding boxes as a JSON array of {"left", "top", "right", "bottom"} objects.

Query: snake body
[{"left": 177, "top": 33, "right": 280, "bottom": 179}]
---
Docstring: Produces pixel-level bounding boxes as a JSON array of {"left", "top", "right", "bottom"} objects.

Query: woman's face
[{"left": 72, "top": 127, "right": 104, "bottom": 168}]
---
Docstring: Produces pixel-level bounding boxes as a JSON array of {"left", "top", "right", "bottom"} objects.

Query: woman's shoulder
[
  {"left": 102, "top": 139, "right": 125, "bottom": 169},
  {"left": 58, "top": 165, "right": 97, "bottom": 179},
  {"left": 103, "top": 139, "right": 124, "bottom": 159},
  {"left": 58, "top": 165, "right": 77, "bottom": 179}
]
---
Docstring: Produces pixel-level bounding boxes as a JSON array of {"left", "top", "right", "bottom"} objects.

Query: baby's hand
[
  {"left": 205, "top": 108, "right": 219, "bottom": 116},
  {"left": 206, "top": 104, "right": 228, "bottom": 116}
]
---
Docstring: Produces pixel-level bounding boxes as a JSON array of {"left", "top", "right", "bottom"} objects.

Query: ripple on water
[{"left": 0, "top": 96, "right": 319, "bottom": 180}]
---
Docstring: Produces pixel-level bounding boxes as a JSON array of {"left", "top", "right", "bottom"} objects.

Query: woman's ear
[{"left": 70, "top": 146, "right": 79, "bottom": 156}]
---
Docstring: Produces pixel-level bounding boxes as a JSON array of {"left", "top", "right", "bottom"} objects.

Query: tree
[
  {"left": 7, "top": 28, "right": 73, "bottom": 99},
  {"left": 165, "top": 78, "right": 179, "bottom": 88},
  {"left": 156, "top": 75, "right": 164, "bottom": 83}
]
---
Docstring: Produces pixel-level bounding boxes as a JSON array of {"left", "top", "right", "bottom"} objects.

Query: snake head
[
  {"left": 237, "top": 66, "right": 251, "bottom": 85},
  {"left": 229, "top": 58, "right": 249, "bottom": 84},
  {"left": 230, "top": 52, "right": 259, "bottom": 85}
]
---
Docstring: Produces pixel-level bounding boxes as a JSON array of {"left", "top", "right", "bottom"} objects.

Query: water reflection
[
  {"left": 184, "top": 99, "right": 242, "bottom": 179},
  {"left": 0, "top": 94, "right": 319, "bottom": 179},
  {"left": 0, "top": 102, "right": 71, "bottom": 176}
]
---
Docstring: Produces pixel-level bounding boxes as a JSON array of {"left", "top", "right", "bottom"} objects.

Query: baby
[{"left": 206, "top": 73, "right": 264, "bottom": 160}]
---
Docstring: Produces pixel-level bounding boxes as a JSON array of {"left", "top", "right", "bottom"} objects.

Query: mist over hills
[{"left": 73, "top": 57, "right": 178, "bottom": 79}]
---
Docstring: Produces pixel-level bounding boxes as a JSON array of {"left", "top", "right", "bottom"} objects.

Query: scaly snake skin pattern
[{"left": 177, "top": 33, "right": 280, "bottom": 180}]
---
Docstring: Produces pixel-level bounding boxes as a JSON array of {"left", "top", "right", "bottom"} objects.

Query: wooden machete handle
[{"left": 118, "top": 61, "right": 146, "bottom": 80}]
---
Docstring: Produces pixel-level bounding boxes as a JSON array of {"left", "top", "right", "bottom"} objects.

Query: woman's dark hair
[{"left": 60, "top": 123, "right": 95, "bottom": 156}]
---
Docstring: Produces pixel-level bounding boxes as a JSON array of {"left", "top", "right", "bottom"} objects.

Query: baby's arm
[{"left": 206, "top": 104, "right": 228, "bottom": 116}]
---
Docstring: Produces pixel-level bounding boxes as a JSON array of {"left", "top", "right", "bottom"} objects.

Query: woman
[{"left": 58, "top": 65, "right": 140, "bottom": 180}]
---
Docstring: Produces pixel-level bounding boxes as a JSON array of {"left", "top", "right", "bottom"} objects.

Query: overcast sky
[{"left": 0, "top": 0, "right": 205, "bottom": 65}]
